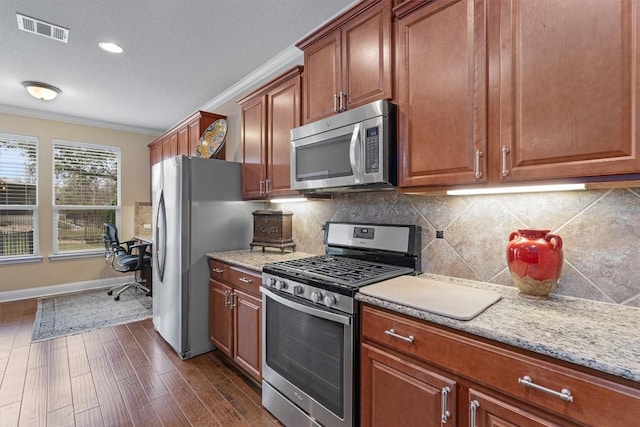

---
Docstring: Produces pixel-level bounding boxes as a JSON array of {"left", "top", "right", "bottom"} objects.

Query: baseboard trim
[{"left": 0, "top": 276, "right": 134, "bottom": 302}]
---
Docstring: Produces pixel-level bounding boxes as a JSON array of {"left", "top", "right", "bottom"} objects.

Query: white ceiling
[{"left": 0, "top": 0, "right": 357, "bottom": 135}]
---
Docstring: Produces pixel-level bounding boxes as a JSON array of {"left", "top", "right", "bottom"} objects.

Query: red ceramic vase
[{"left": 506, "top": 229, "right": 564, "bottom": 298}]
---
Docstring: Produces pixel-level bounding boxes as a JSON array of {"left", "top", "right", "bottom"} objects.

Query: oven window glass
[
  {"left": 295, "top": 134, "right": 353, "bottom": 181},
  {"left": 265, "top": 296, "right": 345, "bottom": 417}
]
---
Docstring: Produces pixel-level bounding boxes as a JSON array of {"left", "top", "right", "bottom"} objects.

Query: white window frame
[
  {"left": 51, "top": 139, "right": 121, "bottom": 258},
  {"left": 0, "top": 132, "right": 41, "bottom": 264}
]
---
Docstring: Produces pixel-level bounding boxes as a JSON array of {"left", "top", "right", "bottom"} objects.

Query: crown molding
[
  {"left": 198, "top": 45, "right": 303, "bottom": 113},
  {"left": 0, "top": 104, "right": 164, "bottom": 136}
]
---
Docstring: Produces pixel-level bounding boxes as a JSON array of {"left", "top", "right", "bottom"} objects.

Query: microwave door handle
[{"left": 349, "top": 123, "right": 362, "bottom": 177}]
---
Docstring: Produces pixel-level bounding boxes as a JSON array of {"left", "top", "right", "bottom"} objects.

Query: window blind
[
  {"left": 52, "top": 140, "right": 120, "bottom": 253},
  {"left": 0, "top": 133, "right": 39, "bottom": 258}
]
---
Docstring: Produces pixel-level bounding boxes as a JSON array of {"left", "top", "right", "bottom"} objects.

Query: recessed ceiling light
[
  {"left": 99, "top": 41, "right": 124, "bottom": 53},
  {"left": 22, "top": 81, "right": 61, "bottom": 101}
]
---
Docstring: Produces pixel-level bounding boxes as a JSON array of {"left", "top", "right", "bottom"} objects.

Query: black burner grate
[{"left": 266, "top": 255, "right": 414, "bottom": 287}]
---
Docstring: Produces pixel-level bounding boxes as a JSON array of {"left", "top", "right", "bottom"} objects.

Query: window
[
  {"left": 0, "top": 133, "right": 39, "bottom": 260},
  {"left": 52, "top": 140, "right": 120, "bottom": 254}
]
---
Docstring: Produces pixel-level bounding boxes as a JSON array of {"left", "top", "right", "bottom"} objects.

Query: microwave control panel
[{"left": 364, "top": 126, "right": 380, "bottom": 173}]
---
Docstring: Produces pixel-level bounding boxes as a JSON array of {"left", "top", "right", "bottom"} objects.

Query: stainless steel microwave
[{"left": 290, "top": 99, "right": 397, "bottom": 193}]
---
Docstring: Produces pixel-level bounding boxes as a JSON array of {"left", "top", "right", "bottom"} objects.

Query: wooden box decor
[{"left": 250, "top": 209, "right": 295, "bottom": 252}]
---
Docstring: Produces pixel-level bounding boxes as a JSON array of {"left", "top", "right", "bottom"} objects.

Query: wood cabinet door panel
[
  {"left": 494, "top": 0, "right": 640, "bottom": 181},
  {"left": 303, "top": 32, "right": 341, "bottom": 123},
  {"left": 361, "top": 342, "right": 457, "bottom": 427},
  {"left": 397, "top": 0, "right": 487, "bottom": 187},
  {"left": 149, "top": 141, "right": 162, "bottom": 166},
  {"left": 233, "top": 290, "right": 261, "bottom": 382},
  {"left": 177, "top": 127, "right": 189, "bottom": 156},
  {"left": 241, "top": 96, "right": 267, "bottom": 198},
  {"left": 187, "top": 120, "right": 200, "bottom": 157},
  {"left": 209, "top": 280, "right": 232, "bottom": 357},
  {"left": 469, "top": 389, "right": 566, "bottom": 427},
  {"left": 342, "top": 1, "right": 392, "bottom": 110},
  {"left": 267, "top": 75, "right": 301, "bottom": 197}
]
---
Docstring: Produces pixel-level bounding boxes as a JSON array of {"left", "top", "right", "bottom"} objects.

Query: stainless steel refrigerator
[{"left": 152, "top": 155, "right": 261, "bottom": 359}]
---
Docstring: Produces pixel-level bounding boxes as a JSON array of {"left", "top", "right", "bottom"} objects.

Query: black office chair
[{"left": 103, "top": 223, "right": 152, "bottom": 301}]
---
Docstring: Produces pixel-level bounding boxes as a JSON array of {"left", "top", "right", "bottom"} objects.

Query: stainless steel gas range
[{"left": 261, "top": 221, "right": 421, "bottom": 427}]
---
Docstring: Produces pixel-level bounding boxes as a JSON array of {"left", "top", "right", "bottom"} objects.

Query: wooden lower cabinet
[
  {"left": 232, "top": 289, "right": 261, "bottom": 380},
  {"left": 360, "top": 304, "right": 640, "bottom": 427},
  {"left": 361, "top": 342, "right": 457, "bottom": 426},
  {"left": 208, "top": 258, "right": 262, "bottom": 382},
  {"left": 209, "top": 280, "right": 233, "bottom": 355},
  {"left": 468, "top": 389, "right": 565, "bottom": 427}
]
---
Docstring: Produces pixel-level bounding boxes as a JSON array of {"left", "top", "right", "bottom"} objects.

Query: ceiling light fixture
[
  {"left": 446, "top": 183, "right": 587, "bottom": 196},
  {"left": 98, "top": 41, "right": 124, "bottom": 53},
  {"left": 22, "top": 81, "right": 61, "bottom": 101}
]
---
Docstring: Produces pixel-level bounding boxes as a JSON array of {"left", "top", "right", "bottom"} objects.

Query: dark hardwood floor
[{"left": 0, "top": 298, "right": 281, "bottom": 427}]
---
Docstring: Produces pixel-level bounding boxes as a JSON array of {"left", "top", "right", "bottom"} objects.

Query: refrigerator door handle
[{"left": 155, "top": 190, "right": 167, "bottom": 281}]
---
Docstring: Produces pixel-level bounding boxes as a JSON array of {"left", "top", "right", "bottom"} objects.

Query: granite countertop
[
  {"left": 205, "top": 249, "right": 640, "bottom": 384},
  {"left": 356, "top": 273, "right": 640, "bottom": 384},
  {"left": 206, "top": 248, "right": 315, "bottom": 271}
]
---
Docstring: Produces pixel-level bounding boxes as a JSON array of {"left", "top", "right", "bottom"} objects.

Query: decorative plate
[{"left": 196, "top": 118, "right": 227, "bottom": 158}]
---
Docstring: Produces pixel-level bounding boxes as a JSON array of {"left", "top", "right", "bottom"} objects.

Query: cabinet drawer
[
  {"left": 361, "top": 304, "right": 640, "bottom": 427},
  {"left": 208, "top": 259, "right": 229, "bottom": 281},
  {"left": 227, "top": 265, "right": 261, "bottom": 296}
]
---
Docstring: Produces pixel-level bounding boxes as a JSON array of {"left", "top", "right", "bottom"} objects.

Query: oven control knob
[
  {"left": 292, "top": 285, "right": 304, "bottom": 295},
  {"left": 265, "top": 277, "right": 276, "bottom": 287},
  {"left": 275, "top": 280, "right": 287, "bottom": 290},
  {"left": 323, "top": 294, "right": 337, "bottom": 308},
  {"left": 310, "top": 291, "right": 323, "bottom": 303}
]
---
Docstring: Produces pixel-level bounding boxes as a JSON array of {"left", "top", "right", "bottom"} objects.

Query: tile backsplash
[{"left": 273, "top": 188, "right": 640, "bottom": 308}]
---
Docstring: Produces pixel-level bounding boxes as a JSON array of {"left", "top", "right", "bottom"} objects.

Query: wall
[
  {"left": 0, "top": 112, "right": 154, "bottom": 293},
  {"left": 275, "top": 188, "right": 640, "bottom": 308}
]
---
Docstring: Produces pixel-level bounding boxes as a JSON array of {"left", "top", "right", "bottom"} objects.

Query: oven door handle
[{"left": 262, "top": 287, "right": 352, "bottom": 325}]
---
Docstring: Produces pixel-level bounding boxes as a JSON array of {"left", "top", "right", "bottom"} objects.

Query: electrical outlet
[{"left": 436, "top": 230, "right": 444, "bottom": 239}]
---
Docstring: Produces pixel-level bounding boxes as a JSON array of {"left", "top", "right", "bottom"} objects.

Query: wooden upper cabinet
[
  {"left": 298, "top": 0, "right": 392, "bottom": 124},
  {"left": 396, "top": 0, "right": 487, "bottom": 187},
  {"left": 303, "top": 32, "right": 341, "bottom": 123},
  {"left": 239, "top": 66, "right": 302, "bottom": 200},
  {"left": 492, "top": 0, "right": 640, "bottom": 182},
  {"left": 241, "top": 95, "right": 267, "bottom": 199},
  {"left": 164, "top": 133, "right": 178, "bottom": 160},
  {"left": 177, "top": 126, "right": 189, "bottom": 158},
  {"left": 147, "top": 110, "right": 226, "bottom": 168},
  {"left": 397, "top": 0, "right": 640, "bottom": 190},
  {"left": 267, "top": 71, "right": 302, "bottom": 196},
  {"left": 149, "top": 140, "right": 162, "bottom": 166}
]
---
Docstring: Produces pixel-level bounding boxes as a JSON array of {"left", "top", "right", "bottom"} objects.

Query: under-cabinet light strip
[
  {"left": 269, "top": 197, "right": 308, "bottom": 204},
  {"left": 446, "top": 183, "right": 586, "bottom": 196}
]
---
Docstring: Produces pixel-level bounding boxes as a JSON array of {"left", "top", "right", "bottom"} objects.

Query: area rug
[{"left": 32, "top": 287, "right": 152, "bottom": 342}]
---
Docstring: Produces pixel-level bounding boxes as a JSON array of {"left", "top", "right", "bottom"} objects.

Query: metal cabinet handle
[
  {"left": 501, "top": 145, "right": 510, "bottom": 177},
  {"left": 229, "top": 290, "right": 236, "bottom": 309},
  {"left": 211, "top": 268, "right": 224, "bottom": 274},
  {"left": 259, "top": 180, "right": 264, "bottom": 195},
  {"left": 339, "top": 91, "right": 346, "bottom": 112},
  {"left": 334, "top": 93, "right": 339, "bottom": 113},
  {"left": 265, "top": 179, "right": 271, "bottom": 194},
  {"left": 384, "top": 328, "right": 414, "bottom": 343},
  {"left": 441, "top": 386, "right": 451, "bottom": 423},
  {"left": 470, "top": 400, "right": 480, "bottom": 427},
  {"left": 238, "top": 277, "right": 252, "bottom": 283},
  {"left": 518, "top": 376, "right": 573, "bottom": 402},
  {"left": 223, "top": 290, "right": 230, "bottom": 307},
  {"left": 474, "top": 149, "right": 483, "bottom": 179}
]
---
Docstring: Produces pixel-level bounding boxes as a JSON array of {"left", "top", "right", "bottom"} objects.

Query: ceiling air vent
[{"left": 16, "top": 13, "right": 69, "bottom": 43}]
